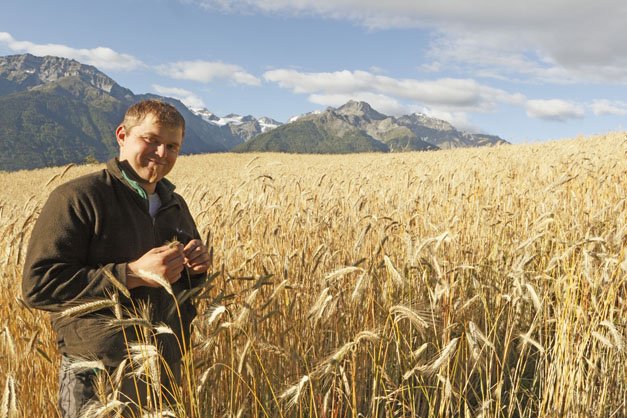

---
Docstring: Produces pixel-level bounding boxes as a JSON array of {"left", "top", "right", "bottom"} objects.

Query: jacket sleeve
[{"left": 22, "top": 185, "right": 128, "bottom": 312}]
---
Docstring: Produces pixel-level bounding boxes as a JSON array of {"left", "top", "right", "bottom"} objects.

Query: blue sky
[{"left": 1, "top": 0, "right": 626, "bottom": 143}]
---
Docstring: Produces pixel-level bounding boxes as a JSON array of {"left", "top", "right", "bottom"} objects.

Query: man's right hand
[{"left": 126, "top": 243, "right": 185, "bottom": 289}]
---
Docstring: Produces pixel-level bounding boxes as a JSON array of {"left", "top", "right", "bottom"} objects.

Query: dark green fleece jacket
[{"left": 22, "top": 159, "right": 206, "bottom": 366}]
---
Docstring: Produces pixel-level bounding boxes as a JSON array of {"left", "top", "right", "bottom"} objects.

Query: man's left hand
[{"left": 183, "top": 239, "right": 210, "bottom": 274}]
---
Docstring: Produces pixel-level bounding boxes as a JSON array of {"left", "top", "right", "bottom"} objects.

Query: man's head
[
  {"left": 116, "top": 100, "right": 185, "bottom": 194},
  {"left": 121, "top": 100, "right": 186, "bottom": 137}
]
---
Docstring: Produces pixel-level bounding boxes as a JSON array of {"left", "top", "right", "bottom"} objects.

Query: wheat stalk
[
  {"left": 60, "top": 299, "right": 117, "bottom": 318},
  {"left": 280, "top": 375, "right": 309, "bottom": 409},
  {"left": 0, "top": 374, "right": 17, "bottom": 418},
  {"left": 101, "top": 268, "right": 131, "bottom": 299},
  {"left": 136, "top": 269, "right": 173, "bottom": 296}
]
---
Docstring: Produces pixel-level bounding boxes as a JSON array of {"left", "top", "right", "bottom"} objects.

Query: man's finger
[
  {"left": 186, "top": 263, "right": 209, "bottom": 274},
  {"left": 162, "top": 246, "right": 184, "bottom": 262},
  {"left": 184, "top": 240, "right": 206, "bottom": 258},
  {"left": 154, "top": 242, "right": 178, "bottom": 251},
  {"left": 185, "top": 246, "right": 207, "bottom": 262},
  {"left": 186, "top": 253, "right": 209, "bottom": 272},
  {"left": 166, "top": 265, "right": 184, "bottom": 282},
  {"left": 186, "top": 239, "right": 208, "bottom": 252}
]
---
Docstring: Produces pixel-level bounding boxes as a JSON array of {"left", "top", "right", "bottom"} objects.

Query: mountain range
[
  {"left": 0, "top": 53, "right": 508, "bottom": 171},
  {"left": 191, "top": 107, "right": 282, "bottom": 142}
]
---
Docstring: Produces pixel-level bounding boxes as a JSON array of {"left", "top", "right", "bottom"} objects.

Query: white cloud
[
  {"left": 158, "top": 60, "right": 261, "bottom": 86},
  {"left": 263, "top": 68, "right": 525, "bottom": 112},
  {"left": 589, "top": 100, "right": 627, "bottom": 116},
  {"left": 526, "top": 99, "right": 585, "bottom": 121},
  {"left": 0, "top": 32, "right": 142, "bottom": 71},
  {"left": 424, "top": 33, "right": 575, "bottom": 83},
  {"left": 152, "top": 85, "right": 206, "bottom": 109},
  {"left": 186, "top": 0, "right": 627, "bottom": 83}
]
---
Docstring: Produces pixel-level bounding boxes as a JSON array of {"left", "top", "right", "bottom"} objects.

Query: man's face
[{"left": 116, "top": 113, "right": 183, "bottom": 192}]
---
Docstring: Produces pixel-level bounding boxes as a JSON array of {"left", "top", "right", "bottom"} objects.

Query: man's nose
[{"left": 156, "top": 144, "right": 167, "bottom": 157}]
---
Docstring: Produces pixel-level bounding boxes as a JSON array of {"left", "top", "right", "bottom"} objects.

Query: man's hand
[
  {"left": 183, "top": 239, "right": 210, "bottom": 274},
  {"left": 126, "top": 243, "right": 185, "bottom": 289}
]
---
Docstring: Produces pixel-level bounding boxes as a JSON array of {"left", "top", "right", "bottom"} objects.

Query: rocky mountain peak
[
  {"left": 397, "top": 113, "right": 456, "bottom": 132},
  {"left": 258, "top": 116, "right": 280, "bottom": 125},
  {"left": 191, "top": 107, "right": 220, "bottom": 122},
  {"left": 278, "top": 100, "right": 508, "bottom": 151},
  {"left": 0, "top": 53, "right": 132, "bottom": 99},
  {"left": 336, "top": 100, "right": 386, "bottom": 121}
]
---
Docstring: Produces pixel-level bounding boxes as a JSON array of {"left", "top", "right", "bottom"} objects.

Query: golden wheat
[{"left": 0, "top": 132, "right": 626, "bottom": 416}]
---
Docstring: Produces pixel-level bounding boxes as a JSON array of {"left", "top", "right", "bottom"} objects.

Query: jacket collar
[{"left": 106, "top": 158, "right": 176, "bottom": 203}]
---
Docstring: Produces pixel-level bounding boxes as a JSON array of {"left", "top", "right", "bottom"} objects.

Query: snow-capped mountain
[
  {"left": 258, "top": 116, "right": 282, "bottom": 132},
  {"left": 190, "top": 107, "right": 220, "bottom": 123},
  {"left": 190, "top": 108, "right": 282, "bottom": 142},
  {"left": 288, "top": 109, "right": 323, "bottom": 123}
]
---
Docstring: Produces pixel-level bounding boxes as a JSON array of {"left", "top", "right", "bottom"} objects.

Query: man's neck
[
  {"left": 143, "top": 183, "right": 157, "bottom": 194},
  {"left": 117, "top": 159, "right": 157, "bottom": 196}
]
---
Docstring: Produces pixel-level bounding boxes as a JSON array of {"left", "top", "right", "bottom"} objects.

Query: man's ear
[{"left": 115, "top": 125, "right": 126, "bottom": 146}]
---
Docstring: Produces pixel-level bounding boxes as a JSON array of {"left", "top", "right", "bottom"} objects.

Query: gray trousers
[{"left": 58, "top": 355, "right": 181, "bottom": 417}]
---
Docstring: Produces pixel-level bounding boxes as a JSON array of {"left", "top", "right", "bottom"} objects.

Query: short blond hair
[{"left": 121, "top": 100, "right": 186, "bottom": 136}]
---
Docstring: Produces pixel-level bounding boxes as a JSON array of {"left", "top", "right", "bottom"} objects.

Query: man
[{"left": 22, "top": 100, "right": 209, "bottom": 416}]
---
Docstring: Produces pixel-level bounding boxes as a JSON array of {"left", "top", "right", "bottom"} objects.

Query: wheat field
[{"left": 1, "top": 133, "right": 626, "bottom": 417}]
